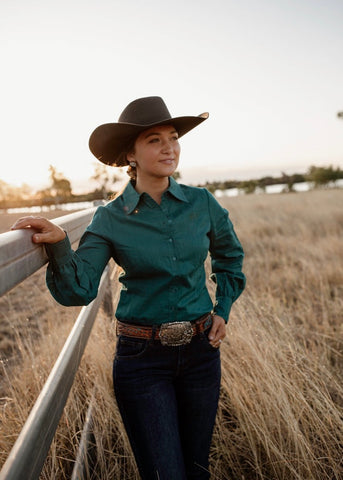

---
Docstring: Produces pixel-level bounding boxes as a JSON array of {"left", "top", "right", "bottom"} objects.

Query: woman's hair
[
  {"left": 126, "top": 164, "right": 137, "bottom": 181},
  {"left": 112, "top": 136, "right": 137, "bottom": 180}
]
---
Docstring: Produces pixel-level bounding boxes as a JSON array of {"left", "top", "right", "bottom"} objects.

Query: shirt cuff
[
  {"left": 213, "top": 296, "right": 233, "bottom": 323},
  {"left": 44, "top": 235, "right": 73, "bottom": 267}
]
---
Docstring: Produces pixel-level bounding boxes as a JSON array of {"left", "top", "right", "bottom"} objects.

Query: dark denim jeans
[{"left": 113, "top": 329, "right": 221, "bottom": 480}]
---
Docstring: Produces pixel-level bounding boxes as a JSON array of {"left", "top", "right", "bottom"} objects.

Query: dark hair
[
  {"left": 125, "top": 136, "right": 137, "bottom": 180},
  {"left": 110, "top": 136, "right": 137, "bottom": 179}
]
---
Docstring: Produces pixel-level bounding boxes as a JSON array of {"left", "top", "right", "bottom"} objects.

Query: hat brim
[{"left": 89, "top": 113, "right": 209, "bottom": 167}]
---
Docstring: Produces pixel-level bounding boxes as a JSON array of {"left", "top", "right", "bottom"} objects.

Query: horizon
[{"left": 3, "top": 162, "right": 341, "bottom": 196}]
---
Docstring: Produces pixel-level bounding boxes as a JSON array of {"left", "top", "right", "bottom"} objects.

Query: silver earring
[{"left": 130, "top": 161, "right": 137, "bottom": 167}]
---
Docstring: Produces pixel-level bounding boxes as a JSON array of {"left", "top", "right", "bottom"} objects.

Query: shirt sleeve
[
  {"left": 206, "top": 190, "right": 246, "bottom": 322},
  {"left": 45, "top": 207, "right": 113, "bottom": 306}
]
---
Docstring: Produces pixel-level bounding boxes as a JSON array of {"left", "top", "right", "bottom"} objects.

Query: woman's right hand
[{"left": 11, "top": 216, "right": 66, "bottom": 244}]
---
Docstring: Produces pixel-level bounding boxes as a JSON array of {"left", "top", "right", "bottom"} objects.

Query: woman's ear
[{"left": 127, "top": 151, "right": 134, "bottom": 163}]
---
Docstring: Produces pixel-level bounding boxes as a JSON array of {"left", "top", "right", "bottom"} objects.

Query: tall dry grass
[{"left": 1, "top": 189, "right": 343, "bottom": 479}]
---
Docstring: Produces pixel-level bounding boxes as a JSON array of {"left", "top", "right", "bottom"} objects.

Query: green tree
[
  {"left": 240, "top": 180, "right": 257, "bottom": 194},
  {"left": 306, "top": 165, "right": 342, "bottom": 187},
  {"left": 258, "top": 177, "right": 274, "bottom": 190},
  {"left": 281, "top": 172, "right": 295, "bottom": 193}
]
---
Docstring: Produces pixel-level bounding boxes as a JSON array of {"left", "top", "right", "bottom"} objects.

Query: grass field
[{"left": 1, "top": 189, "right": 343, "bottom": 479}]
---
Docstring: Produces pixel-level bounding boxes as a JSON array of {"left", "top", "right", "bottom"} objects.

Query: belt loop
[
  {"left": 151, "top": 325, "right": 157, "bottom": 341},
  {"left": 195, "top": 320, "right": 201, "bottom": 335}
]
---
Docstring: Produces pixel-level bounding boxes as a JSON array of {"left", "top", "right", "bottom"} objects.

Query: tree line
[
  {"left": 0, "top": 164, "right": 121, "bottom": 209},
  {"left": 199, "top": 165, "right": 343, "bottom": 194},
  {"left": 0, "top": 164, "right": 342, "bottom": 209}
]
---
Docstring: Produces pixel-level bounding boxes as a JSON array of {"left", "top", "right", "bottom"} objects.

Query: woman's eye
[{"left": 149, "top": 138, "right": 159, "bottom": 143}]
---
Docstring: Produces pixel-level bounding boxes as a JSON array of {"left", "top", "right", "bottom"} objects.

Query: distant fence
[{"left": 0, "top": 208, "right": 114, "bottom": 479}]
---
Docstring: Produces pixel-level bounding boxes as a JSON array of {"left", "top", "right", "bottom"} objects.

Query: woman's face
[{"left": 127, "top": 125, "right": 180, "bottom": 180}]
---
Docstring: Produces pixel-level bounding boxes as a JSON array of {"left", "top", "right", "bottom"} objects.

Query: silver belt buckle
[{"left": 159, "top": 321, "right": 193, "bottom": 346}]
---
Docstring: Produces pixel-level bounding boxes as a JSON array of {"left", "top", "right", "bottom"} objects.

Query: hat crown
[{"left": 118, "top": 96, "right": 172, "bottom": 126}]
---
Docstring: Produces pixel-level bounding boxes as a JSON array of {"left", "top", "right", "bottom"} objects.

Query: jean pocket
[{"left": 115, "top": 336, "right": 148, "bottom": 359}]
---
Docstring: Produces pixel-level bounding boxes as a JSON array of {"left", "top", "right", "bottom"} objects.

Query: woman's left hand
[{"left": 208, "top": 314, "right": 226, "bottom": 348}]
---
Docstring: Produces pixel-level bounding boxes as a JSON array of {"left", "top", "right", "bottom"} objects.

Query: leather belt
[{"left": 117, "top": 313, "right": 213, "bottom": 346}]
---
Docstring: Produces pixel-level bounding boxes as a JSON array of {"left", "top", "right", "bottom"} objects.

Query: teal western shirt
[{"left": 45, "top": 178, "right": 246, "bottom": 325}]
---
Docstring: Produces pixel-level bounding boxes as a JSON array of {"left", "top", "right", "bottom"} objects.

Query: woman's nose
[{"left": 161, "top": 140, "right": 173, "bottom": 152}]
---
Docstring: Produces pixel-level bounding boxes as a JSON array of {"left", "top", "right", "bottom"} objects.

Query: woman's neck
[{"left": 134, "top": 176, "right": 169, "bottom": 205}]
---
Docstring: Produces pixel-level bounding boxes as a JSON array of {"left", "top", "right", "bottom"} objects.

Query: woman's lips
[{"left": 159, "top": 158, "right": 174, "bottom": 164}]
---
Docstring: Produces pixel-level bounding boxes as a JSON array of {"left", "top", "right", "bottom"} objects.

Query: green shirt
[{"left": 45, "top": 177, "right": 246, "bottom": 325}]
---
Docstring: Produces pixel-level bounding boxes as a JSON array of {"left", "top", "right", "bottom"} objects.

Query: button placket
[
  {"left": 163, "top": 213, "right": 177, "bottom": 265},
  {"left": 161, "top": 208, "right": 177, "bottom": 319}
]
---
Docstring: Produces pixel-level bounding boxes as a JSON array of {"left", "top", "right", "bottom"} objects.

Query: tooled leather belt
[{"left": 116, "top": 313, "right": 213, "bottom": 346}]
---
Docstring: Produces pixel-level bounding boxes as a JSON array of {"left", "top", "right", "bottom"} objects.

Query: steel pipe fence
[{"left": 0, "top": 208, "right": 112, "bottom": 480}]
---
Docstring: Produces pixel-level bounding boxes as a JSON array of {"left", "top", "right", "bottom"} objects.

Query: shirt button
[
  {"left": 168, "top": 219, "right": 172, "bottom": 224},
  {"left": 172, "top": 257, "right": 176, "bottom": 261},
  {"left": 168, "top": 238, "right": 173, "bottom": 242}
]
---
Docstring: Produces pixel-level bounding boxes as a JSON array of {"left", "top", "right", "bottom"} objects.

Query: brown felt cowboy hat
[{"left": 89, "top": 96, "right": 209, "bottom": 167}]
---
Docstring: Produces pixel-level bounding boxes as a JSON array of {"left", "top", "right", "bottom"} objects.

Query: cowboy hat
[{"left": 89, "top": 96, "right": 209, "bottom": 167}]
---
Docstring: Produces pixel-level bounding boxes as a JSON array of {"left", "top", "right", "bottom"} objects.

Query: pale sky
[{"left": 1, "top": 0, "right": 343, "bottom": 191}]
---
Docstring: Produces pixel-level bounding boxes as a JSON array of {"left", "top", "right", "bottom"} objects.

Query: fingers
[
  {"left": 11, "top": 216, "right": 66, "bottom": 244},
  {"left": 11, "top": 216, "right": 50, "bottom": 231},
  {"left": 31, "top": 230, "right": 65, "bottom": 244},
  {"left": 208, "top": 315, "right": 226, "bottom": 348}
]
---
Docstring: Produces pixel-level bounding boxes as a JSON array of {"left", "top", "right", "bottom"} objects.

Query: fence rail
[
  {"left": 0, "top": 207, "right": 111, "bottom": 480},
  {"left": 0, "top": 208, "right": 96, "bottom": 297}
]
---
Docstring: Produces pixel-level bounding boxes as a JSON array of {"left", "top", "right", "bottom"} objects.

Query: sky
[{"left": 1, "top": 0, "right": 343, "bottom": 192}]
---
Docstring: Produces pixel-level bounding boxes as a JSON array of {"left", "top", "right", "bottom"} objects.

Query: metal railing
[
  {"left": 0, "top": 208, "right": 97, "bottom": 297},
  {"left": 0, "top": 208, "right": 112, "bottom": 479}
]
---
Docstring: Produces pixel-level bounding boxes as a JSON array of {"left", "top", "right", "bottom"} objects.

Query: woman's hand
[
  {"left": 11, "top": 216, "right": 66, "bottom": 244},
  {"left": 208, "top": 314, "right": 226, "bottom": 348}
]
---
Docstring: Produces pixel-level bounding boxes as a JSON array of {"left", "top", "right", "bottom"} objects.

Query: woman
[{"left": 11, "top": 96, "right": 246, "bottom": 479}]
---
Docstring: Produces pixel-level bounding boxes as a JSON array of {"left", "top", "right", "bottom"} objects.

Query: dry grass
[{"left": 1, "top": 189, "right": 343, "bottom": 479}]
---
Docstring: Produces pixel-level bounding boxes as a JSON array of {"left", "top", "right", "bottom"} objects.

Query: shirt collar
[
  {"left": 120, "top": 177, "right": 188, "bottom": 214},
  {"left": 167, "top": 176, "right": 189, "bottom": 203},
  {"left": 121, "top": 181, "right": 141, "bottom": 214}
]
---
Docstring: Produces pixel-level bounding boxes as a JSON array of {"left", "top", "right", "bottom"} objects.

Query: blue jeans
[{"left": 113, "top": 328, "right": 221, "bottom": 480}]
